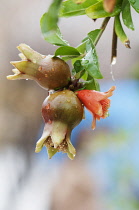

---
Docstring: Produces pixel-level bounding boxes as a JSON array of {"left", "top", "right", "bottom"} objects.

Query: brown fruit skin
[
  {"left": 8, "top": 44, "right": 71, "bottom": 90},
  {"left": 42, "top": 90, "right": 83, "bottom": 129},
  {"left": 37, "top": 56, "right": 71, "bottom": 90}
]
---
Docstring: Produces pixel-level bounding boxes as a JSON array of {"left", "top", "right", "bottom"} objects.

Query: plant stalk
[
  {"left": 94, "top": 17, "right": 111, "bottom": 46},
  {"left": 111, "top": 22, "right": 117, "bottom": 65}
]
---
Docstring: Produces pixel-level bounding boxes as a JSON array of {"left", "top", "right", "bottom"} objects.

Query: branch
[
  {"left": 111, "top": 23, "right": 117, "bottom": 65},
  {"left": 94, "top": 17, "right": 111, "bottom": 46}
]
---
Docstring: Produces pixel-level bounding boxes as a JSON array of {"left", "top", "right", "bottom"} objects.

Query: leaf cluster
[{"left": 40, "top": 0, "right": 139, "bottom": 90}]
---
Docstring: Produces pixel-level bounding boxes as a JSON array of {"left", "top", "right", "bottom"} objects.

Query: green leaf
[
  {"left": 40, "top": 0, "right": 69, "bottom": 46},
  {"left": 128, "top": 0, "right": 139, "bottom": 13},
  {"left": 55, "top": 46, "right": 80, "bottom": 56},
  {"left": 115, "top": 15, "right": 131, "bottom": 48},
  {"left": 87, "top": 29, "right": 102, "bottom": 43},
  {"left": 85, "top": 0, "right": 121, "bottom": 18},
  {"left": 76, "top": 29, "right": 101, "bottom": 54},
  {"left": 42, "top": 0, "right": 62, "bottom": 32},
  {"left": 73, "top": 60, "right": 84, "bottom": 73},
  {"left": 122, "top": 0, "right": 134, "bottom": 30},
  {"left": 72, "top": 60, "right": 85, "bottom": 79},
  {"left": 76, "top": 41, "right": 87, "bottom": 54},
  {"left": 81, "top": 71, "right": 88, "bottom": 80},
  {"left": 59, "top": 0, "right": 99, "bottom": 17},
  {"left": 73, "top": 0, "right": 87, "bottom": 3},
  {"left": 84, "top": 77, "right": 100, "bottom": 90},
  {"left": 81, "top": 40, "right": 103, "bottom": 79}
]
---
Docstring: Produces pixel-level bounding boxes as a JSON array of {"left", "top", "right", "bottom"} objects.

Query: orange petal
[
  {"left": 100, "top": 99, "right": 110, "bottom": 112},
  {"left": 92, "top": 114, "right": 96, "bottom": 130},
  {"left": 86, "top": 100, "right": 103, "bottom": 116},
  {"left": 104, "top": 86, "right": 116, "bottom": 98}
]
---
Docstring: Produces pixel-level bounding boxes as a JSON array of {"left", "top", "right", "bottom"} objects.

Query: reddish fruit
[
  {"left": 35, "top": 90, "right": 83, "bottom": 159},
  {"left": 76, "top": 86, "right": 116, "bottom": 129}
]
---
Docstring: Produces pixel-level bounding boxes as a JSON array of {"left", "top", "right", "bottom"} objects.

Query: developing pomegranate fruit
[
  {"left": 7, "top": 44, "right": 71, "bottom": 90},
  {"left": 35, "top": 90, "right": 84, "bottom": 159}
]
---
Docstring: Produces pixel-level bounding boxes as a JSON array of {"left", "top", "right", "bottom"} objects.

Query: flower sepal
[
  {"left": 7, "top": 44, "right": 71, "bottom": 90},
  {"left": 35, "top": 122, "right": 76, "bottom": 160}
]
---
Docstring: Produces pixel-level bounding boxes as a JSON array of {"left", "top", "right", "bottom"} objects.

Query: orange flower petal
[
  {"left": 92, "top": 114, "right": 96, "bottom": 130},
  {"left": 76, "top": 86, "right": 116, "bottom": 129},
  {"left": 85, "top": 100, "right": 103, "bottom": 116}
]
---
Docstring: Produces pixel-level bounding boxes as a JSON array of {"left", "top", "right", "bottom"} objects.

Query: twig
[
  {"left": 94, "top": 17, "right": 111, "bottom": 46},
  {"left": 111, "top": 22, "right": 117, "bottom": 65}
]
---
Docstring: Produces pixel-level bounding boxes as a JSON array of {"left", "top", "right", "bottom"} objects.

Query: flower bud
[
  {"left": 7, "top": 44, "right": 71, "bottom": 90},
  {"left": 35, "top": 90, "right": 84, "bottom": 159}
]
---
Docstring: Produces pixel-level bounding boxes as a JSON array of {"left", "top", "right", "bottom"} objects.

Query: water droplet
[
  {"left": 48, "top": 119, "right": 52, "bottom": 124},
  {"left": 45, "top": 103, "right": 50, "bottom": 109},
  {"left": 81, "top": 92, "right": 85, "bottom": 96},
  {"left": 110, "top": 65, "right": 115, "bottom": 81},
  {"left": 83, "top": 60, "right": 89, "bottom": 64},
  {"left": 111, "top": 57, "right": 116, "bottom": 66}
]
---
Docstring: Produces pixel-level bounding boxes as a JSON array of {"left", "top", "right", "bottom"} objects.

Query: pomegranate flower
[{"left": 76, "top": 86, "right": 116, "bottom": 130}]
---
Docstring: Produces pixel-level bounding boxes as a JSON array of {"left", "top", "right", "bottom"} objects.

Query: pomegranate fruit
[
  {"left": 7, "top": 44, "right": 71, "bottom": 90},
  {"left": 35, "top": 90, "right": 84, "bottom": 159}
]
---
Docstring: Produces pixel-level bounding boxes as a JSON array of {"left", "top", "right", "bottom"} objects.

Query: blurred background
[{"left": 1, "top": 0, "right": 139, "bottom": 210}]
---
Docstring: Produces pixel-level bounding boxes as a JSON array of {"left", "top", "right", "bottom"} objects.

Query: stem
[
  {"left": 111, "top": 21, "right": 117, "bottom": 65},
  {"left": 94, "top": 17, "right": 111, "bottom": 46}
]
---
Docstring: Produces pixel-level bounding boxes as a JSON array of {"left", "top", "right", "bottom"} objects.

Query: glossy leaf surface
[
  {"left": 122, "top": 0, "right": 134, "bottom": 30},
  {"left": 55, "top": 46, "right": 80, "bottom": 56},
  {"left": 81, "top": 40, "right": 103, "bottom": 79},
  {"left": 84, "top": 77, "right": 100, "bottom": 90},
  {"left": 129, "top": 0, "right": 139, "bottom": 13},
  {"left": 60, "top": 0, "right": 99, "bottom": 17},
  {"left": 115, "top": 15, "right": 130, "bottom": 48},
  {"left": 85, "top": 0, "right": 121, "bottom": 18},
  {"left": 72, "top": 0, "right": 87, "bottom": 3},
  {"left": 40, "top": 0, "right": 68, "bottom": 46}
]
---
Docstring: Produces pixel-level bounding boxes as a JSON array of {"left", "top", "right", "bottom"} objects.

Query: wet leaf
[
  {"left": 40, "top": 0, "right": 69, "bottom": 46},
  {"left": 115, "top": 15, "right": 131, "bottom": 48},
  {"left": 72, "top": 0, "right": 87, "bottom": 3},
  {"left": 81, "top": 40, "right": 103, "bottom": 79},
  {"left": 122, "top": 0, "right": 134, "bottom": 30},
  {"left": 55, "top": 46, "right": 80, "bottom": 56},
  {"left": 128, "top": 0, "right": 139, "bottom": 13},
  {"left": 76, "top": 41, "right": 87, "bottom": 54},
  {"left": 85, "top": 0, "right": 121, "bottom": 18},
  {"left": 59, "top": 0, "right": 98, "bottom": 17},
  {"left": 76, "top": 29, "right": 101, "bottom": 54},
  {"left": 87, "top": 29, "right": 102, "bottom": 44},
  {"left": 81, "top": 71, "right": 88, "bottom": 80},
  {"left": 84, "top": 77, "right": 100, "bottom": 90},
  {"left": 73, "top": 60, "right": 84, "bottom": 73}
]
